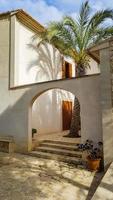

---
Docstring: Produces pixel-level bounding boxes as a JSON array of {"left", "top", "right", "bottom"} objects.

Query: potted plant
[
  {"left": 77, "top": 140, "right": 103, "bottom": 171},
  {"left": 32, "top": 128, "right": 37, "bottom": 138}
]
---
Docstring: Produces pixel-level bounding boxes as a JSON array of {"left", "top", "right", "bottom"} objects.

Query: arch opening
[{"left": 28, "top": 88, "right": 81, "bottom": 150}]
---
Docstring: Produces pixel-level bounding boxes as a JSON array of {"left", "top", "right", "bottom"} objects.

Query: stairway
[{"left": 29, "top": 140, "right": 82, "bottom": 165}]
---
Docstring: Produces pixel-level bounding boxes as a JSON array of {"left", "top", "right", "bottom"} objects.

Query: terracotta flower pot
[{"left": 87, "top": 157, "right": 101, "bottom": 171}]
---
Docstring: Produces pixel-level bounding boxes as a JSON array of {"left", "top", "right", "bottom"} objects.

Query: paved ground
[
  {"left": 92, "top": 162, "right": 113, "bottom": 200},
  {"left": 0, "top": 152, "right": 104, "bottom": 200}
]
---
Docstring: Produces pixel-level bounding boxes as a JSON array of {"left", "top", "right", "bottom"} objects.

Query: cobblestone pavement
[{"left": 0, "top": 153, "right": 103, "bottom": 200}]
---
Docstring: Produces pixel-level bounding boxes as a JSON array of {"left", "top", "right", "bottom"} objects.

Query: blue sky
[{"left": 0, "top": 0, "right": 113, "bottom": 25}]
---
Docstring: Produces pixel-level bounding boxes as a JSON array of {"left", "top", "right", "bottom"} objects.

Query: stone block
[{"left": 0, "top": 136, "right": 15, "bottom": 153}]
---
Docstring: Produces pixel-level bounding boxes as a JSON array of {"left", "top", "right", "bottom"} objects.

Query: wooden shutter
[
  {"left": 68, "top": 63, "right": 72, "bottom": 78},
  {"left": 62, "top": 58, "right": 73, "bottom": 78}
]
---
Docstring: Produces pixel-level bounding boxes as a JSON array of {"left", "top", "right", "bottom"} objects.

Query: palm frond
[
  {"left": 63, "top": 16, "right": 78, "bottom": 30},
  {"left": 62, "top": 16, "right": 80, "bottom": 49},
  {"left": 93, "top": 26, "right": 113, "bottom": 43},
  {"left": 88, "top": 9, "right": 113, "bottom": 29},
  {"left": 33, "top": 1, "right": 113, "bottom": 73},
  {"left": 76, "top": 1, "right": 91, "bottom": 52},
  {"left": 79, "top": 0, "right": 90, "bottom": 26},
  {"left": 82, "top": 9, "right": 113, "bottom": 50}
]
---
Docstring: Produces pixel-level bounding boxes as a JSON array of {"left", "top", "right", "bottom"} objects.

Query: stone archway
[
  {"left": 24, "top": 75, "right": 101, "bottom": 152},
  {"left": 0, "top": 75, "right": 101, "bottom": 153},
  {"left": 29, "top": 88, "right": 80, "bottom": 150}
]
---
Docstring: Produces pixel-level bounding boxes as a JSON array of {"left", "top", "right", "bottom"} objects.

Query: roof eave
[{"left": 0, "top": 9, "right": 45, "bottom": 33}]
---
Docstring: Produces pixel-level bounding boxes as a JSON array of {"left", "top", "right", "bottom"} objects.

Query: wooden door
[
  {"left": 62, "top": 100, "right": 72, "bottom": 130},
  {"left": 62, "top": 60, "right": 72, "bottom": 79}
]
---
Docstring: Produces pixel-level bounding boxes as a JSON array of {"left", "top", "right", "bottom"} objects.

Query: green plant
[
  {"left": 32, "top": 128, "right": 37, "bottom": 138},
  {"left": 37, "top": 1, "right": 113, "bottom": 75},
  {"left": 77, "top": 140, "right": 103, "bottom": 160}
]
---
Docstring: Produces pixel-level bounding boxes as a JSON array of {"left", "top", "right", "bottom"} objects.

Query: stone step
[
  {"left": 39, "top": 142, "right": 80, "bottom": 151},
  {"left": 29, "top": 151, "right": 82, "bottom": 165},
  {"left": 35, "top": 146, "right": 82, "bottom": 158},
  {"left": 42, "top": 140, "right": 79, "bottom": 146}
]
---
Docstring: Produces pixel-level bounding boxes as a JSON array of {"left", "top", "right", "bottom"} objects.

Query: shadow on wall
[
  {"left": 32, "top": 90, "right": 61, "bottom": 133},
  {"left": 0, "top": 90, "right": 30, "bottom": 139},
  {"left": 0, "top": 81, "right": 76, "bottom": 151},
  {"left": 27, "top": 42, "right": 62, "bottom": 82},
  {"left": 32, "top": 89, "right": 75, "bottom": 134}
]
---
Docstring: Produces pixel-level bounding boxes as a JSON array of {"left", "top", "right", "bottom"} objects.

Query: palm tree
[{"left": 36, "top": 1, "right": 113, "bottom": 137}]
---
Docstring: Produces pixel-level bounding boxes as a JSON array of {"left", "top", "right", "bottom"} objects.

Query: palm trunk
[
  {"left": 76, "top": 64, "right": 86, "bottom": 77},
  {"left": 69, "top": 97, "right": 81, "bottom": 137},
  {"left": 68, "top": 64, "right": 85, "bottom": 137}
]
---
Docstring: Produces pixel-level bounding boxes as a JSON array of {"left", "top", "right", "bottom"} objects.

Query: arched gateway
[{"left": 0, "top": 74, "right": 101, "bottom": 153}]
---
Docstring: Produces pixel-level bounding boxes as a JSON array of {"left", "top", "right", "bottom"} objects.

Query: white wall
[
  {"left": 0, "top": 18, "right": 10, "bottom": 113},
  {"left": 13, "top": 17, "right": 99, "bottom": 87},
  {"left": 86, "top": 57, "right": 100, "bottom": 75},
  {"left": 32, "top": 89, "right": 74, "bottom": 134},
  {"left": 14, "top": 18, "right": 63, "bottom": 86}
]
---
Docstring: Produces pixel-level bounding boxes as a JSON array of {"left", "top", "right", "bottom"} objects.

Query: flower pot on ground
[
  {"left": 87, "top": 156, "right": 101, "bottom": 171},
  {"left": 77, "top": 140, "right": 103, "bottom": 171}
]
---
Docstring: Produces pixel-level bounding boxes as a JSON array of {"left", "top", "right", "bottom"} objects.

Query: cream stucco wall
[
  {"left": 12, "top": 16, "right": 99, "bottom": 87},
  {"left": 86, "top": 57, "right": 100, "bottom": 74},
  {"left": 0, "top": 16, "right": 102, "bottom": 153},
  {"left": 0, "top": 18, "right": 10, "bottom": 114},
  {"left": 32, "top": 89, "right": 74, "bottom": 134},
  {"left": 0, "top": 16, "right": 30, "bottom": 152},
  {"left": 14, "top": 19, "right": 61, "bottom": 85},
  {"left": 13, "top": 17, "right": 76, "bottom": 86},
  {"left": 99, "top": 48, "right": 113, "bottom": 166},
  {"left": 9, "top": 16, "right": 58, "bottom": 85}
]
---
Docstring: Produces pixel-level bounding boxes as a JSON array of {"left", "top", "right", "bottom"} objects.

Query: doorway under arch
[{"left": 29, "top": 88, "right": 81, "bottom": 150}]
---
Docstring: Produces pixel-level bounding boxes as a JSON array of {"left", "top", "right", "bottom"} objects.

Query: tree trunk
[
  {"left": 69, "top": 97, "right": 81, "bottom": 137},
  {"left": 76, "top": 64, "right": 86, "bottom": 77},
  {"left": 67, "top": 64, "right": 85, "bottom": 137}
]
